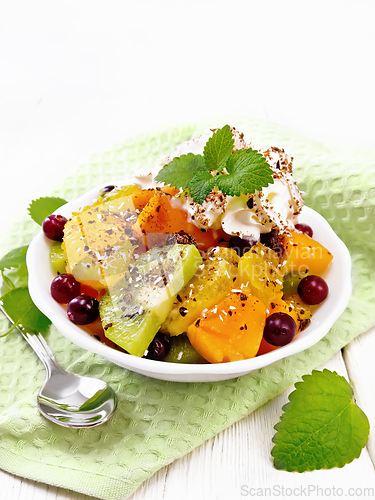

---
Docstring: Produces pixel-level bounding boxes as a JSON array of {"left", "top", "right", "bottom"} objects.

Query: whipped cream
[{"left": 133, "top": 127, "right": 303, "bottom": 239}]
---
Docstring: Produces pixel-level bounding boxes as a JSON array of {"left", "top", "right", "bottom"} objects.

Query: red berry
[
  {"left": 263, "top": 312, "right": 296, "bottom": 346},
  {"left": 145, "top": 332, "right": 171, "bottom": 361},
  {"left": 298, "top": 275, "right": 329, "bottom": 305},
  {"left": 102, "top": 185, "right": 115, "bottom": 193},
  {"left": 67, "top": 295, "right": 99, "bottom": 325},
  {"left": 99, "top": 185, "right": 116, "bottom": 197},
  {"left": 295, "top": 223, "right": 313, "bottom": 238},
  {"left": 228, "top": 235, "right": 257, "bottom": 257},
  {"left": 43, "top": 214, "right": 68, "bottom": 241},
  {"left": 51, "top": 274, "right": 81, "bottom": 304}
]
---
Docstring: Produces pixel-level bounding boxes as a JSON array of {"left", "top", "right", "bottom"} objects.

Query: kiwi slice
[
  {"left": 164, "top": 335, "right": 207, "bottom": 364},
  {"left": 161, "top": 247, "right": 239, "bottom": 337},
  {"left": 49, "top": 241, "right": 67, "bottom": 275},
  {"left": 99, "top": 244, "right": 202, "bottom": 357}
]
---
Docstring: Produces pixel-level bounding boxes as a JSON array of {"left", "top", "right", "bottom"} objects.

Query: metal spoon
[{"left": 0, "top": 304, "right": 117, "bottom": 428}]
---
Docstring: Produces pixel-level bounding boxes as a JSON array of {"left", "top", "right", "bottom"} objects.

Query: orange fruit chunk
[
  {"left": 132, "top": 186, "right": 178, "bottom": 213},
  {"left": 187, "top": 290, "right": 267, "bottom": 363},
  {"left": 283, "top": 231, "right": 333, "bottom": 275},
  {"left": 138, "top": 192, "right": 222, "bottom": 251}
]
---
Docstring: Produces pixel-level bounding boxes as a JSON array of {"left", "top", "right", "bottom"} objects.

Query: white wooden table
[{"left": 1, "top": 2, "right": 374, "bottom": 499}]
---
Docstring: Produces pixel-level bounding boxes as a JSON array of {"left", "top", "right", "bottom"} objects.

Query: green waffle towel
[{"left": 0, "top": 118, "right": 374, "bottom": 500}]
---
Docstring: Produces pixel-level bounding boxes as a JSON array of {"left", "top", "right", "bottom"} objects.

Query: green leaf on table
[
  {"left": 203, "top": 124, "right": 234, "bottom": 172},
  {"left": 0, "top": 246, "right": 29, "bottom": 294},
  {"left": 1, "top": 264, "right": 29, "bottom": 295},
  {"left": 0, "top": 245, "right": 28, "bottom": 271},
  {"left": 1, "top": 272, "right": 14, "bottom": 291},
  {"left": 217, "top": 148, "right": 274, "bottom": 197},
  {"left": 271, "top": 369, "right": 370, "bottom": 472},
  {"left": 0, "top": 287, "right": 51, "bottom": 337},
  {"left": 28, "top": 196, "right": 68, "bottom": 225},
  {"left": 155, "top": 154, "right": 206, "bottom": 189}
]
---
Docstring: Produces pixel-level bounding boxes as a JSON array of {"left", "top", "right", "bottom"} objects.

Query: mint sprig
[
  {"left": 155, "top": 125, "right": 274, "bottom": 204},
  {"left": 271, "top": 369, "right": 370, "bottom": 472}
]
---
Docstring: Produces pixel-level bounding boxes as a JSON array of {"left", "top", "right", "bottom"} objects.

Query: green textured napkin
[{"left": 0, "top": 118, "right": 374, "bottom": 500}]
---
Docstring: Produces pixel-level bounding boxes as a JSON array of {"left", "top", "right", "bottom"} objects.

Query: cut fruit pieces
[
  {"left": 138, "top": 191, "right": 222, "bottom": 251},
  {"left": 99, "top": 244, "right": 202, "bottom": 357},
  {"left": 49, "top": 241, "right": 67, "bottom": 275},
  {"left": 164, "top": 335, "right": 207, "bottom": 364},
  {"left": 187, "top": 290, "right": 267, "bottom": 363},
  {"left": 267, "top": 298, "right": 299, "bottom": 328},
  {"left": 93, "top": 185, "right": 139, "bottom": 206},
  {"left": 282, "top": 231, "right": 333, "bottom": 275},
  {"left": 237, "top": 242, "right": 286, "bottom": 307},
  {"left": 63, "top": 194, "right": 140, "bottom": 289},
  {"left": 283, "top": 293, "right": 312, "bottom": 332},
  {"left": 161, "top": 247, "right": 239, "bottom": 336}
]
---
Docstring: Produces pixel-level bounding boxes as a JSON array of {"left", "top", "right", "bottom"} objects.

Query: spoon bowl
[
  {"left": 37, "top": 367, "right": 117, "bottom": 428},
  {"left": 0, "top": 303, "right": 117, "bottom": 428}
]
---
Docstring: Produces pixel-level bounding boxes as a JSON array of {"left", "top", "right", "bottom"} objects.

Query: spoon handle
[
  {"left": 20, "top": 328, "right": 63, "bottom": 376},
  {"left": 0, "top": 304, "right": 63, "bottom": 376}
]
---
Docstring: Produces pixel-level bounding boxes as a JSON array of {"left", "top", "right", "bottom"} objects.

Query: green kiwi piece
[
  {"left": 164, "top": 335, "right": 207, "bottom": 364},
  {"left": 99, "top": 244, "right": 202, "bottom": 357},
  {"left": 49, "top": 241, "right": 67, "bottom": 275}
]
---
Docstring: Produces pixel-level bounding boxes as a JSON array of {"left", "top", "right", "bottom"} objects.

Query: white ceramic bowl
[{"left": 27, "top": 183, "right": 352, "bottom": 382}]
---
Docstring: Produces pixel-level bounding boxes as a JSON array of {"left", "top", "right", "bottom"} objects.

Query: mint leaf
[
  {"left": 0, "top": 246, "right": 29, "bottom": 299},
  {"left": 188, "top": 171, "right": 217, "bottom": 205},
  {"left": 271, "top": 369, "right": 370, "bottom": 472},
  {"left": 155, "top": 154, "right": 206, "bottom": 189},
  {"left": 1, "top": 264, "right": 29, "bottom": 295},
  {"left": 0, "top": 245, "right": 28, "bottom": 271},
  {"left": 203, "top": 125, "right": 234, "bottom": 172},
  {"left": 218, "top": 148, "right": 274, "bottom": 196},
  {"left": 1, "top": 287, "right": 51, "bottom": 336},
  {"left": 28, "top": 196, "right": 68, "bottom": 225},
  {"left": 1, "top": 272, "right": 15, "bottom": 292},
  {"left": 154, "top": 127, "right": 274, "bottom": 205}
]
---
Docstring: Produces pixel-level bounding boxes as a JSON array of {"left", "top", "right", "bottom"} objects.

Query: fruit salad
[{"left": 45, "top": 126, "right": 333, "bottom": 364}]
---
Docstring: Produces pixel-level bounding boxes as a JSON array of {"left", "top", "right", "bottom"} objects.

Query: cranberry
[
  {"left": 42, "top": 214, "right": 68, "bottom": 241},
  {"left": 67, "top": 295, "right": 99, "bottom": 325},
  {"left": 228, "top": 235, "right": 257, "bottom": 257},
  {"left": 145, "top": 332, "right": 171, "bottom": 361},
  {"left": 51, "top": 274, "right": 81, "bottom": 304},
  {"left": 263, "top": 312, "right": 296, "bottom": 346},
  {"left": 101, "top": 185, "right": 116, "bottom": 194},
  {"left": 295, "top": 223, "right": 313, "bottom": 238},
  {"left": 298, "top": 275, "right": 329, "bottom": 305}
]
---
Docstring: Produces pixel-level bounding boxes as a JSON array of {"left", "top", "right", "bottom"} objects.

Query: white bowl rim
[{"left": 27, "top": 181, "right": 352, "bottom": 382}]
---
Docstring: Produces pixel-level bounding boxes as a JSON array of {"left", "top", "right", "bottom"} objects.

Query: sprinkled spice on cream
[{"left": 132, "top": 127, "right": 304, "bottom": 239}]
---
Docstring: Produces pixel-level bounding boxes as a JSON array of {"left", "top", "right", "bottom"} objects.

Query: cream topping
[{"left": 132, "top": 128, "right": 304, "bottom": 239}]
